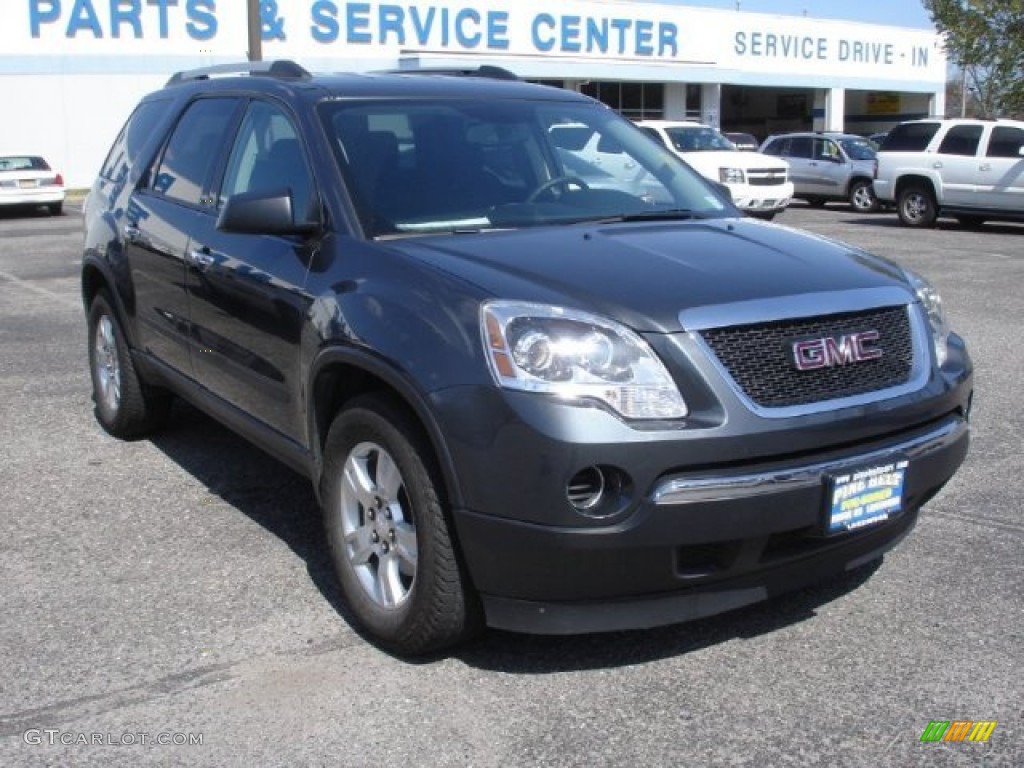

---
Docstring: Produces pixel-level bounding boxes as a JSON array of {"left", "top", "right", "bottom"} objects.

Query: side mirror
[{"left": 217, "top": 189, "right": 318, "bottom": 236}]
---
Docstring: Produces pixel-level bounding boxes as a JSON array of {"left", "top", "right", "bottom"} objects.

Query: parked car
[
  {"left": 873, "top": 118, "right": 1024, "bottom": 227},
  {"left": 0, "top": 154, "right": 64, "bottom": 214},
  {"left": 725, "top": 132, "right": 760, "bottom": 151},
  {"left": 82, "top": 61, "right": 972, "bottom": 655},
  {"left": 636, "top": 120, "right": 793, "bottom": 219},
  {"left": 760, "top": 132, "right": 880, "bottom": 212}
]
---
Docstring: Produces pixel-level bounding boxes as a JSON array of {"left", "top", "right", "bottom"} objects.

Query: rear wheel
[
  {"left": 322, "top": 394, "right": 480, "bottom": 655},
  {"left": 848, "top": 179, "right": 879, "bottom": 213},
  {"left": 87, "top": 292, "right": 170, "bottom": 438},
  {"left": 896, "top": 184, "right": 938, "bottom": 228}
]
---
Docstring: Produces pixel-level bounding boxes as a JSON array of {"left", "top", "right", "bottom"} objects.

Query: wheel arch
[
  {"left": 894, "top": 174, "right": 938, "bottom": 201},
  {"left": 307, "top": 348, "right": 463, "bottom": 511}
]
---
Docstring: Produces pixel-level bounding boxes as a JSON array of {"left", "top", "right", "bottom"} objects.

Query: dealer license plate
[
  {"left": 18, "top": 179, "right": 37, "bottom": 188},
  {"left": 825, "top": 459, "right": 908, "bottom": 535}
]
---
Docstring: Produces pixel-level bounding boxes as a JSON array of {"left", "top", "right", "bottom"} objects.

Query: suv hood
[
  {"left": 679, "top": 150, "right": 787, "bottom": 176},
  {"left": 394, "top": 218, "right": 910, "bottom": 333}
]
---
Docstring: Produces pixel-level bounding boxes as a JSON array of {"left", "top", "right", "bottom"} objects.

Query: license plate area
[
  {"left": 824, "top": 458, "right": 908, "bottom": 535},
  {"left": 18, "top": 179, "right": 37, "bottom": 188}
]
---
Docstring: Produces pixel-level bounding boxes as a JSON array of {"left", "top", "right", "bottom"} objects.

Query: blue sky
[{"left": 643, "top": 1, "right": 935, "bottom": 29}]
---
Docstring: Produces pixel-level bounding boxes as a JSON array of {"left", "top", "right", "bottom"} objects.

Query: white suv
[
  {"left": 873, "top": 118, "right": 1024, "bottom": 228},
  {"left": 636, "top": 120, "right": 793, "bottom": 219}
]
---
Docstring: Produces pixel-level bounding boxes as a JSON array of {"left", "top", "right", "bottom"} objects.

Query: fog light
[{"left": 566, "top": 465, "right": 630, "bottom": 517}]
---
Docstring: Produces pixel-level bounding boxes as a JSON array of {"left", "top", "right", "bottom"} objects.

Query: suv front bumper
[{"left": 451, "top": 414, "right": 968, "bottom": 634}]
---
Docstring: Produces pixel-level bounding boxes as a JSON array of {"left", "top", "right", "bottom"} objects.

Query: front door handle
[
  {"left": 123, "top": 224, "right": 140, "bottom": 241},
  {"left": 188, "top": 247, "right": 215, "bottom": 270},
  {"left": 979, "top": 163, "right": 991, "bottom": 171}
]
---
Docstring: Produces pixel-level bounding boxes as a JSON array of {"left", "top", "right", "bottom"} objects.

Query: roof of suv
[
  {"left": 764, "top": 132, "right": 869, "bottom": 141},
  {"left": 159, "top": 60, "right": 590, "bottom": 104}
]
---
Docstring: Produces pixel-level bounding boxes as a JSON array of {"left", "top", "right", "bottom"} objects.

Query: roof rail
[
  {"left": 165, "top": 60, "right": 311, "bottom": 87},
  {"left": 381, "top": 65, "right": 519, "bottom": 81}
]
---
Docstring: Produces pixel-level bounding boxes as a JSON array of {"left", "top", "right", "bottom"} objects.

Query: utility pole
[{"left": 247, "top": 0, "right": 262, "bottom": 61}]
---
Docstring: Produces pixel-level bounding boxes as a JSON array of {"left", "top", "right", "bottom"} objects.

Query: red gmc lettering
[{"left": 793, "top": 330, "right": 882, "bottom": 370}]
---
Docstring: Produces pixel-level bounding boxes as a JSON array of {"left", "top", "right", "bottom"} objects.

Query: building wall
[{"left": 1, "top": 0, "right": 947, "bottom": 186}]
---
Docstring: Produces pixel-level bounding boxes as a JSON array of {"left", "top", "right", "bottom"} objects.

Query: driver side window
[{"left": 218, "top": 101, "right": 315, "bottom": 223}]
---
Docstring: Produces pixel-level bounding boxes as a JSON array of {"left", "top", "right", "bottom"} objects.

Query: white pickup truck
[
  {"left": 636, "top": 120, "right": 793, "bottom": 220},
  {"left": 873, "top": 118, "right": 1024, "bottom": 228}
]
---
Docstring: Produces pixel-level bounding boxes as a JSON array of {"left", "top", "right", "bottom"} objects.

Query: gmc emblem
[{"left": 792, "top": 330, "right": 882, "bottom": 371}]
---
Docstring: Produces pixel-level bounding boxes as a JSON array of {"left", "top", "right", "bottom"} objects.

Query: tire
[
  {"left": 956, "top": 215, "right": 986, "bottom": 229},
  {"left": 48, "top": 202, "right": 63, "bottom": 216},
  {"left": 848, "top": 179, "right": 879, "bottom": 213},
  {"left": 896, "top": 184, "right": 937, "bottom": 228},
  {"left": 87, "top": 291, "right": 170, "bottom": 439},
  {"left": 805, "top": 197, "right": 827, "bottom": 208},
  {"left": 322, "top": 394, "right": 481, "bottom": 655}
]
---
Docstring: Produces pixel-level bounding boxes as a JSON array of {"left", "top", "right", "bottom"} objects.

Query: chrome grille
[
  {"left": 747, "top": 168, "right": 788, "bottom": 186},
  {"left": 700, "top": 306, "right": 914, "bottom": 408}
]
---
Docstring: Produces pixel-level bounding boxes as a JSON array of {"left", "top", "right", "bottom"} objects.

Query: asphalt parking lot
[{"left": 0, "top": 202, "right": 1021, "bottom": 767}]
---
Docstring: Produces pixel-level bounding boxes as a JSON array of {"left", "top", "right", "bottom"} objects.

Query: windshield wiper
[{"left": 591, "top": 208, "right": 706, "bottom": 224}]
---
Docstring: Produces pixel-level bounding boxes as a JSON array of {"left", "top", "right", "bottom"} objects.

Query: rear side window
[
  {"left": 986, "top": 126, "right": 1024, "bottom": 158},
  {"left": 882, "top": 122, "right": 940, "bottom": 151},
  {"left": 151, "top": 98, "right": 239, "bottom": 206},
  {"left": 99, "top": 99, "right": 173, "bottom": 183},
  {"left": 937, "top": 125, "right": 983, "bottom": 156},
  {"left": 787, "top": 137, "right": 813, "bottom": 159}
]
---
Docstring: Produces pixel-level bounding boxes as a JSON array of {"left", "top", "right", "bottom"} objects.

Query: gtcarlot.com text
[{"left": 23, "top": 729, "right": 203, "bottom": 747}]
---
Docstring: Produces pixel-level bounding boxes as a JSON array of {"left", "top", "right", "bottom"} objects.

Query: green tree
[{"left": 923, "top": 0, "right": 1024, "bottom": 118}]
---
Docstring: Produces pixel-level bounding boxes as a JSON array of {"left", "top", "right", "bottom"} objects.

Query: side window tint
[
  {"left": 151, "top": 98, "right": 239, "bottom": 206},
  {"left": 219, "top": 101, "right": 313, "bottom": 222},
  {"left": 789, "top": 137, "right": 812, "bottom": 158},
  {"left": 639, "top": 127, "right": 666, "bottom": 147},
  {"left": 882, "top": 122, "right": 940, "bottom": 151},
  {"left": 99, "top": 98, "right": 173, "bottom": 183},
  {"left": 986, "top": 126, "right": 1024, "bottom": 158},
  {"left": 762, "top": 139, "right": 785, "bottom": 156},
  {"left": 937, "top": 125, "right": 983, "bottom": 156}
]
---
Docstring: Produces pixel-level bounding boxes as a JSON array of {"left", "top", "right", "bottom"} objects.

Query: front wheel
[
  {"left": 848, "top": 179, "right": 880, "bottom": 213},
  {"left": 87, "top": 292, "right": 170, "bottom": 438},
  {"left": 897, "top": 185, "right": 938, "bottom": 227},
  {"left": 322, "top": 395, "right": 480, "bottom": 655}
]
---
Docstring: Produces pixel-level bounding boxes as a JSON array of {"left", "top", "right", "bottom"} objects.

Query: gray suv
[
  {"left": 81, "top": 61, "right": 971, "bottom": 654},
  {"left": 761, "top": 132, "right": 880, "bottom": 212}
]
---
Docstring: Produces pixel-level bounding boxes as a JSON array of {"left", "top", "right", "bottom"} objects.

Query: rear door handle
[
  {"left": 979, "top": 163, "right": 991, "bottom": 171},
  {"left": 932, "top": 161, "right": 944, "bottom": 169},
  {"left": 123, "top": 224, "right": 140, "bottom": 241}
]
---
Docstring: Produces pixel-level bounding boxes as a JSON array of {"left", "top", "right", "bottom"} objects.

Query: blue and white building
[{"left": 3, "top": 0, "right": 947, "bottom": 186}]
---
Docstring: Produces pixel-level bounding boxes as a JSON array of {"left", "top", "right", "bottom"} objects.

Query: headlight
[
  {"left": 481, "top": 301, "right": 687, "bottom": 420},
  {"left": 904, "top": 269, "right": 950, "bottom": 366},
  {"left": 719, "top": 167, "right": 746, "bottom": 185}
]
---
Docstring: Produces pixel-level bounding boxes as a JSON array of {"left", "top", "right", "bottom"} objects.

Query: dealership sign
[{"left": 10, "top": 0, "right": 944, "bottom": 84}]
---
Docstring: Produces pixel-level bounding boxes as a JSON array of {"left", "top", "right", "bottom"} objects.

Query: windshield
[
  {"left": 663, "top": 126, "right": 736, "bottom": 153},
  {"left": 319, "top": 99, "right": 733, "bottom": 237},
  {"left": 837, "top": 138, "right": 876, "bottom": 161}
]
